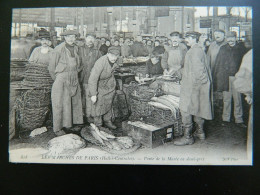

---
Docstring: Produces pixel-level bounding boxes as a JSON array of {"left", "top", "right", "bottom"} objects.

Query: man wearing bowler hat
[
  {"left": 174, "top": 31, "right": 213, "bottom": 146},
  {"left": 86, "top": 46, "right": 120, "bottom": 129},
  {"left": 48, "top": 30, "right": 83, "bottom": 136}
]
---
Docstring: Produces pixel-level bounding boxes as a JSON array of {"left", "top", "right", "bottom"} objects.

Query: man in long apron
[
  {"left": 48, "top": 30, "right": 83, "bottom": 136},
  {"left": 174, "top": 31, "right": 213, "bottom": 146},
  {"left": 86, "top": 46, "right": 120, "bottom": 130}
]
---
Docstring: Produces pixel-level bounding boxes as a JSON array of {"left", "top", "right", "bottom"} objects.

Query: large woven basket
[
  {"left": 10, "top": 61, "right": 27, "bottom": 81},
  {"left": 18, "top": 106, "right": 50, "bottom": 131},
  {"left": 15, "top": 88, "right": 51, "bottom": 131}
]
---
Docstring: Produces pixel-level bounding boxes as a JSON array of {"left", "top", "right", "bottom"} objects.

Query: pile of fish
[
  {"left": 89, "top": 123, "right": 134, "bottom": 151},
  {"left": 148, "top": 95, "right": 180, "bottom": 118}
]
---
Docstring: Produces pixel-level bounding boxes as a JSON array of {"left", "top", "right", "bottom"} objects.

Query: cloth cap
[
  {"left": 226, "top": 31, "right": 237, "bottom": 38},
  {"left": 38, "top": 31, "right": 50, "bottom": 39},
  {"left": 151, "top": 47, "right": 164, "bottom": 57},
  {"left": 170, "top": 31, "right": 181, "bottom": 37},
  {"left": 185, "top": 31, "right": 201, "bottom": 39},
  {"left": 107, "top": 46, "right": 120, "bottom": 55},
  {"left": 214, "top": 29, "right": 225, "bottom": 34},
  {"left": 60, "top": 30, "right": 78, "bottom": 36}
]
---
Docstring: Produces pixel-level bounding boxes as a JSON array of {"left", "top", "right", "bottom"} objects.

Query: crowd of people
[{"left": 11, "top": 28, "right": 253, "bottom": 146}]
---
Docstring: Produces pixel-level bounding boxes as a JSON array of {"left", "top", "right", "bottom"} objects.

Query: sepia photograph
[{"left": 8, "top": 6, "right": 253, "bottom": 165}]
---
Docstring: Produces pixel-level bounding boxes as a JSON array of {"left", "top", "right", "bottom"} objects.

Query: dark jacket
[
  {"left": 146, "top": 59, "right": 163, "bottom": 76},
  {"left": 79, "top": 45, "right": 102, "bottom": 85},
  {"left": 213, "top": 42, "right": 247, "bottom": 92},
  {"left": 131, "top": 41, "right": 149, "bottom": 57}
]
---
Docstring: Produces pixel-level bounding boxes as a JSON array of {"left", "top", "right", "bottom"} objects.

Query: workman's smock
[
  {"left": 86, "top": 55, "right": 117, "bottom": 117},
  {"left": 48, "top": 42, "right": 83, "bottom": 132}
]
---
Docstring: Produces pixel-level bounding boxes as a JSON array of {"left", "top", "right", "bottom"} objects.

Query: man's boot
[
  {"left": 193, "top": 124, "right": 205, "bottom": 140},
  {"left": 173, "top": 126, "right": 183, "bottom": 138},
  {"left": 104, "top": 121, "right": 117, "bottom": 130},
  {"left": 173, "top": 125, "right": 194, "bottom": 146}
]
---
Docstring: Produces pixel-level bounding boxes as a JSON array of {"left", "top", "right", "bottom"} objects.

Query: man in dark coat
[
  {"left": 174, "top": 31, "right": 213, "bottom": 146},
  {"left": 79, "top": 34, "right": 102, "bottom": 118},
  {"left": 131, "top": 35, "right": 149, "bottom": 57},
  {"left": 213, "top": 31, "right": 247, "bottom": 125},
  {"left": 86, "top": 46, "right": 120, "bottom": 129}
]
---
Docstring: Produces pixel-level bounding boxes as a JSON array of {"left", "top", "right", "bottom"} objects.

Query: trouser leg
[
  {"left": 94, "top": 116, "right": 102, "bottom": 127},
  {"left": 222, "top": 91, "right": 232, "bottom": 122},
  {"left": 194, "top": 116, "right": 204, "bottom": 126},
  {"left": 229, "top": 76, "right": 243, "bottom": 123},
  {"left": 103, "top": 109, "right": 112, "bottom": 123},
  {"left": 181, "top": 111, "right": 193, "bottom": 129},
  {"left": 52, "top": 79, "right": 65, "bottom": 133}
]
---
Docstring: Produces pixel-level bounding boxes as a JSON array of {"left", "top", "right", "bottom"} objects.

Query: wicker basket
[
  {"left": 15, "top": 88, "right": 52, "bottom": 131},
  {"left": 18, "top": 106, "right": 49, "bottom": 131},
  {"left": 10, "top": 61, "right": 27, "bottom": 81}
]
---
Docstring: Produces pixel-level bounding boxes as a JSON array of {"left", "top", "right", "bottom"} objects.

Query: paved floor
[{"left": 9, "top": 95, "right": 251, "bottom": 165}]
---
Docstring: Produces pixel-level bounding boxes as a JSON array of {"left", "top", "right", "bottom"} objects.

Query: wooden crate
[{"left": 122, "top": 120, "right": 174, "bottom": 148}]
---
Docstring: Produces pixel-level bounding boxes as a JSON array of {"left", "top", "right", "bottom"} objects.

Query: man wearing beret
[
  {"left": 161, "top": 31, "right": 187, "bottom": 80},
  {"left": 48, "top": 30, "right": 83, "bottom": 136},
  {"left": 213, "top": 31, "right": 247, "bottom": 126},
  {"left": 85, "top": 46, "right": 120, "bottom": 129},
  {"left": 174, "top": 31, "right": 213, "bottom": 146},
  {"left": 79, "top": 34, "right": 102, "bottom": 119}
]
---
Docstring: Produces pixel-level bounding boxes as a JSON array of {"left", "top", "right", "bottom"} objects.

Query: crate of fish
[{"left": 145, "top": 95, "right": 182, "bottom": 133}]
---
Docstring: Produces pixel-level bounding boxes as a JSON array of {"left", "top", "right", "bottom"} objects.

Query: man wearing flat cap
[
  {"left": 207, "top": 29, "right": 226, "bottom": 71},
  {"left": 86, "top": 46, "right": 120, "bottom": 130},
  {"left": 161, "top": 31, "right": 187, "bottom": 79},
  {"left": 48, "top": 30, "right": 83, "bottom": 136},
  {"left": 213, "top": 31, "right": 247, "bottom": 127},
  {"left": 174, "top": 31, "right": 213, "bottom": 146},
  {"left": 79, "top": 34, "right": 102, "bottom": 119}
]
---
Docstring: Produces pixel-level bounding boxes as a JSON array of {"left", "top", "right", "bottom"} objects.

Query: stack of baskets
[
  {"left": 16, "top": 62, "right": 53, "bottom": 132},
  {"left": 22, "top": 62, "right": 53, "bottom": 88},
  {"left": 10, "top": 58, "right": 27, "bottom": 82}
]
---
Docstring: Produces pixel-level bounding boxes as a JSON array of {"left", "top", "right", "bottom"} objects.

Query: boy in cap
[
  {"left": 213, "top": 31, "right": 247, "bottom": 126},
  {"left": 145, "top": 47, "right": 164, "bottom": 78},
  {"left": 174, "top": 31, "right": 213, "bottom": 145},
  {"left": 86, "top": 46, "right": 121, "bottom": 130},
  {"left": 48, "top": 30, "right": 83, "bottom": 136},
  {"left": 161, "top": 31, "right": 187, "bottom": 79}
]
